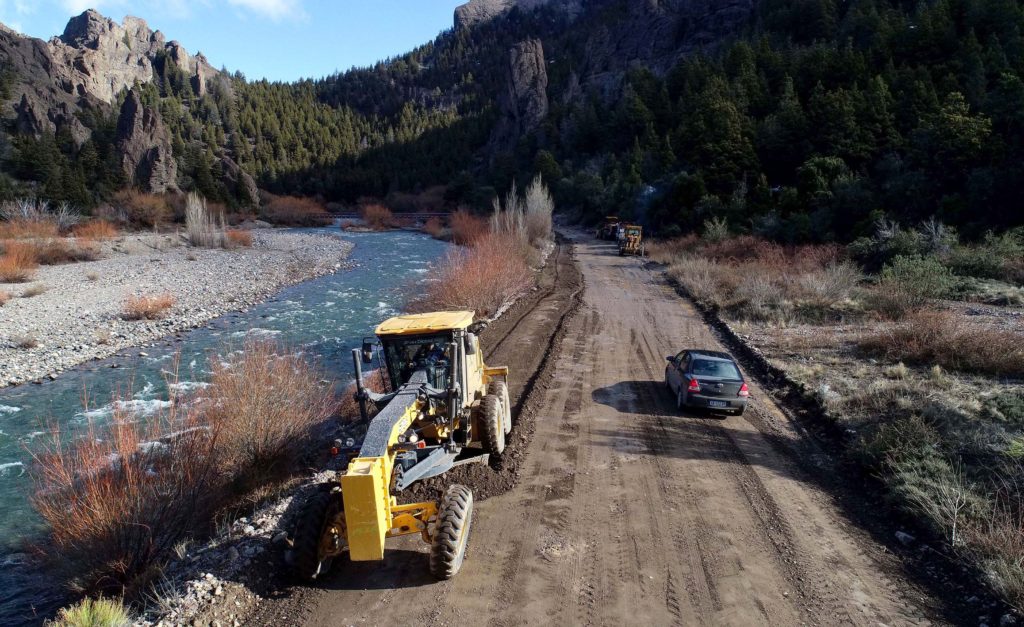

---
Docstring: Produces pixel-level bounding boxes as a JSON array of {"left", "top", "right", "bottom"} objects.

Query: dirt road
[{"left": 252, "top": 234, "right": 946, "bottom": 626}]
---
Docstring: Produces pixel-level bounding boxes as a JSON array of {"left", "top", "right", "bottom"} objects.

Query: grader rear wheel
[
  {"left": 487, "top": 380, "right": 512, "bottom": 435},
  {"left": 293, "top": 490, "right": 345, "bottom": 581},
  {"left": 429, "top": 484, "right": 474, "bottom": 580},
  {"left": 480, "top": 394, "right": 505, "bottom": 454}
]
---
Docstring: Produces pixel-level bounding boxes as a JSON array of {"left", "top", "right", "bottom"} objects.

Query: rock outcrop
[
  {"left": 220, "top": 155, "right": 259, "bottom": 205},
  {"left": 454, "top": 0, "right": 581, "bottom": 28},
  {"left": 116, "top": 90, "right": 178, "bottom": 193},
  {"left": 488, "top": 39, "right": 549, "bottom": 153}
]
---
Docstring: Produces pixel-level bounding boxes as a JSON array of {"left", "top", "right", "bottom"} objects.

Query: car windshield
[
  {"left": 691, "top": 358, "right": 741, "bottom": 380},
  {"left": 383, "top": 334, "right": 452, "bottom": 389}
]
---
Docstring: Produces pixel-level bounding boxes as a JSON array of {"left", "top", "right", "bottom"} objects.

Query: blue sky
[{"left": 0, "top": 0, "right": 465, "bottom": 81}]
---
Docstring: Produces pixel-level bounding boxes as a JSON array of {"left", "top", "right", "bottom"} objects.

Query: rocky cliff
[
  {"left": 0, "top": 10, "right": 225, "bottom": 193},
  {"left": 454, "top": 0, "right": 582, "bottom": 29},
  {"left": 116, "top": 89, "right": 177, "bottom": 193},
  {"left": 489, "top": 39, "right": 549, "bottom": 153}
]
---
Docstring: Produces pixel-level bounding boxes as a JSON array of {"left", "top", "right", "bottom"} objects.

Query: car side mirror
[
  {"left": 464, "top": 333, "right": 477, "bottom": 356},
  {"left": 666, "top": 356, "right": 675, "bottom": 363},
  {"left": 361, "top": 340, "right": 375, "bottom": 364}
]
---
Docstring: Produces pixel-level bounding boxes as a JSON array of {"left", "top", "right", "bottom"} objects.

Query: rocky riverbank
[{"left": 0, "top": 230, "right": 352, "bottom": 388}]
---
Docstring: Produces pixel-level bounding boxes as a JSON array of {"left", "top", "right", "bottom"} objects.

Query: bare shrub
[
  {"left": 30, "top": 406, "right": 220, "bottom": 594},
  {"left": 110, "top": 190, "right": 172, "bottom": 228},
  {"left": 359, "top": 204, "right": 394, "bottom": 230},
  {"left": 202, "top": 340, "right": 335, "bottom": 479},
  {"left": 410, "top": 233, "right": 534, "bottom": 317},
  {"left": 859, "top": 309, "right": 1024, "bottom": 376},
  {"left": 224, "top": 229, "right": 253, "bottom": 249},
  {"left": 185, "top": 193, "right": 226, "bottom": 248},
  {"left": 797, "top": 261, "right": 862, "bottom": 305},
  {"left": 734, "top": 275, "right": 785, "bottom": 317},
  {"left": 523, "top": 175, "right": 554, "bottom": 245},
  {"left": 0, "top": 198, "right": 79, "bottom": 232},
  {"left": 703, "top": 216, "right": 730, "bottom": 242},
  {"left": 449, "top": 209, "right": 488, "bottom": 245},
  {"left": 122, "top": 293, "right": 175, "bottom": 321},
  {"left": 86, "top": 270, "right": 99, "bottom": 282},
  {"left": 0, "top": 290, "right": 8, "bottom": 306},
  {"left": 260, "top": 194, "right": 331, "bottom": 226},
  {"left": 0, "top": 218, "right": 59, "bottom": 240}
]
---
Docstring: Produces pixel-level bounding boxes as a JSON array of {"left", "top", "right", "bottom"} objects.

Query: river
[{"left": 0, "top": 228, "right": 449, "bottom": 624}]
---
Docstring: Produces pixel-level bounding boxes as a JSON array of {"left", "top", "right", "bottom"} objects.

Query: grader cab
[
  {"left": 292, "top": 311, "right": 511, "bottom": 581},
  {"left": 618, "top": 224, "right": 645, "bottom": 256}
]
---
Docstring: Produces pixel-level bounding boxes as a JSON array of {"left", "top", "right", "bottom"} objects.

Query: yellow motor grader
[
  {"left": 292, "top": 311, "right": 511, "bottom": 581},
  {"left": 618, "top": 224, "right": 645, "bottom": 256}
]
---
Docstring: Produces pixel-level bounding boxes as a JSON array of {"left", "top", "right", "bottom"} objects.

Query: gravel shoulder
[{"left": 0, "top": 230, "right": 352, "bottom": 388}]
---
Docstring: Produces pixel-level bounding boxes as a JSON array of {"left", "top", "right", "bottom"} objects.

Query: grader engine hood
[{"left": 342, "top": 384, "right": 423, "bottom": 561}]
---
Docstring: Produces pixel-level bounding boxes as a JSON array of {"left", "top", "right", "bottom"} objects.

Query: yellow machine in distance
[
  {"left": 618, "top": 224, "right": 645, "bottom": 256},
  {"left": 596, "top": 215, "right": 620, "bottom": 240},
  {"left": 292, "top": 311, "right": 512, "bottom": 580}
]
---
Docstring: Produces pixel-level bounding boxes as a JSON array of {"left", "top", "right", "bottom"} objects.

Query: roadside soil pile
[{"left": 0, "top": 231, "right": 351, "bottom": 387}]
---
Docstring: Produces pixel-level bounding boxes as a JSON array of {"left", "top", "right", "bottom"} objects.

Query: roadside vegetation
[
  {"left": 122, "top": 293, "right": 176, "bottom": 321},
  {"left": 651, "top": 219, "right": 1024, "bottom": 608},
  {"left": 30, "top": 341, "right": 337, "bottom": 606},
  {"left": 410, "top": 176, "right": 554, "bottom": 317}
]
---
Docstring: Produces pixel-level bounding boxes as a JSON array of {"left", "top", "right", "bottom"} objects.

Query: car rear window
[{"left": 692, "top": 359, "right": 741, "bottom": 380}]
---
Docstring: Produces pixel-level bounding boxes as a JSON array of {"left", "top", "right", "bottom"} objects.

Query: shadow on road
[{"left": 591, "top": 379, "right": 728, "bottom": 420}]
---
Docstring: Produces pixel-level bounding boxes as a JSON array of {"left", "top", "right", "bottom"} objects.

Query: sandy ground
[
  {"left": 181, "top": 233, "right": 981, "bottom": 627},
  {"left": 0, "top": 231, "right": 351, "bottom": 387}
]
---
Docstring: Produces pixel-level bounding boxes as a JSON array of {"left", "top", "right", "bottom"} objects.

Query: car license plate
[{"left": 708, "top": 400, "right": 727, "bottom": 408}]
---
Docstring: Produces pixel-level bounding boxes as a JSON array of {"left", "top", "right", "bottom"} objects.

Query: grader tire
[
  {"left": 487, "top": 380, "right": 512, "bottom": 435},
  {"left": 293, "top": 491, "right": 344, "bottom": 581},
  {"left": 480, "top": 394, "right": 505, "bottom": 454},
  {"left": 429, "top": 484, "right": 474, "bottom": 580}
]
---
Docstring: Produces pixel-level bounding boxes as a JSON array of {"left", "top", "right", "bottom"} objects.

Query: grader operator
[{"left": 292, "top": 311, "right": 512, "bottom": 581}]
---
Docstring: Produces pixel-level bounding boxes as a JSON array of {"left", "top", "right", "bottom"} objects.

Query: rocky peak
[
  {"left": 454, "top": 0, "right": 581, "bottom": 28},
  {"left": 116, "top": 89, "right": 178, "bottom": 193}
]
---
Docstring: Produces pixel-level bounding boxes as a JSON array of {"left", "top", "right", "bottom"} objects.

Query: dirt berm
[{"left": 238, "top": 232, "right": 967, "bottom": 626}]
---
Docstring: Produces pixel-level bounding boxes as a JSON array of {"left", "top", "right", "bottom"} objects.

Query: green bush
[
  {"left": 982, "top": 390, "right": 1024, "bottom": 426},
  {"left": 947, "top": 230, "right": 1024, "bottom": 284},
  {"left": 881, "top": 255, "right": 956, "bottom": 299},
  {"left": 49, "top": 597, "right": 130, "bottom": 627}
]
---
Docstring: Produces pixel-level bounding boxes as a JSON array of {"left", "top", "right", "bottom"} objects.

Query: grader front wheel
[
  {"left": 487, "top": 380, "right": 512, "bottom": 435},
  {"left": 429, "top": 484, "right": 474, "bottom": 580},
  {"left": 293, "top": 490, "right": 345, "bottom": 581},
  {"left": 480, "top": 394, "right": 505, "bottom": 454}
]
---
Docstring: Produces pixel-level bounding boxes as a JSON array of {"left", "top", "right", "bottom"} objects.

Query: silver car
[{"left": 665, "top": 350, "right": 749, "bottom": 416}]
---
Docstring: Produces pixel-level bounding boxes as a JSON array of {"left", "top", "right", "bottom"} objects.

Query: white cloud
[{"left": 226, "top": 0, "right": 305, "bottom": 21}]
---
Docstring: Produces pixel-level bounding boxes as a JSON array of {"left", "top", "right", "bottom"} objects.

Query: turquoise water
[{"left": 0, "top": 228, "right": 448, "bottom": 623}]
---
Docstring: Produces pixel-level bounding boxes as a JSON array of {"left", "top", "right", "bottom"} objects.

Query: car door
[{"left": 667, "top": 351, "right": 689, "bottom": 393}]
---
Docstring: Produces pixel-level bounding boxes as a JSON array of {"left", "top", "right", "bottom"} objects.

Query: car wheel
[
  {"left": 676, "top": 389, "right": 685, "bottom": 411},
  {"left": 665, "top": 368, "right": 672, "bottom": 391}
]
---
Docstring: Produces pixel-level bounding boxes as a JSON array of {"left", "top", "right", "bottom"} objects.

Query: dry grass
[
  {"left": 260, "top": 194, "right": 331, "bottom": 227},
  {"left": 72, "top": 220, "right": 119, "bottom": 241},
  {"left": 422, "top": 216, "right": 445, "bottom": 239},
  {"left": 21, "top": 283, "right": 47, "bottom": 298},
  {"left": 50, "top": 596, "right": 131, "bottom": 626},
  {"left": 13, "top": 334, "right": 38, "bottom": 349},
  {"left": 0, "top": 241, "right": 39, "bottom": 282},
  {"left": 224, "top": 229, "right": 253, "bottom": 248},
  {"left": 203, "top": 340, "right": 336, "bottom": 478},
  {"left": 122, "top": 293, "right": 175, "bottom": 321},
  {"left": 449, "top": 209, "right": 488, "bottom": 246},
  {"left": 0, "top": 218, "right": 59, "bottom": 240},
  {"left": 410, "top": 233, "right": 534, "bottom": 317},
  {"left": 0, "top": 290, "right": 8, "bottom": 306},
  {"left": 359, "top": 204, "right": 394, "bottom": 230},
  {"left": 859, "top": 309, "right": 1024, "bottom": 376}
]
